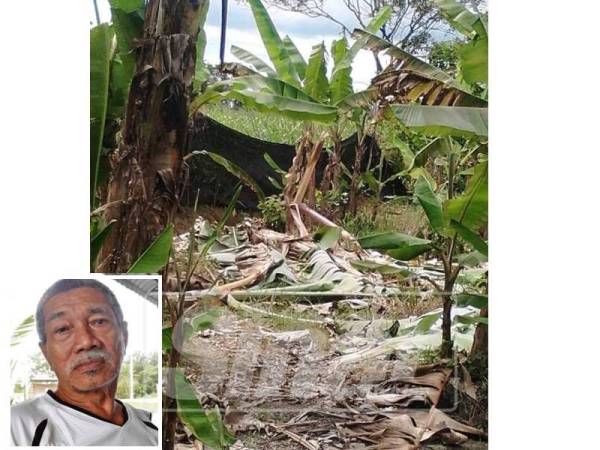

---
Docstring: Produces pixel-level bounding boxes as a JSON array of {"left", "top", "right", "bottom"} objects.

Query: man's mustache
[{"left": 68, "top": 349, "right": 113, "bottom": 372}]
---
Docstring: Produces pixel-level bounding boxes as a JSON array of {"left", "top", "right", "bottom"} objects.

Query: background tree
[
  {"left": 29, "top": 352, "right": 54, "bottom": 378},
  {"left": 257, "top": 0, "right": 487, "bottom": 68},
  {"left": 116, "top": 351, "right": 158, "bottom": 399},
  {"left": 428, "top": 39, "right": 460, "bottom": 75}
]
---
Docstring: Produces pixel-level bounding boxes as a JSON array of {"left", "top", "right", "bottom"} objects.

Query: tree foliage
[
  {"left": 428, "top": 40, "right": 460, "bottom": 75},
  {"left": 116, "top": 351, "right": 159, "bottom": 399},
  {"left": 259, "top": 0, "right": 487, "bottom": 55}
]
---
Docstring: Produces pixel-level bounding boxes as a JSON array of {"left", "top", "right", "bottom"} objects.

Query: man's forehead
[{"left": 43, "top": 287, "right": 115, "bottom": 319}]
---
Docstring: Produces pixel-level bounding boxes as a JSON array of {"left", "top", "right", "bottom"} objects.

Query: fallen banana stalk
[
  {"left": 164, "top": 288, "right": 379, "bottom": 304},
  {"left": 289, "top": 203, "right": 310, "bottom": 238},
  {"left": 294, "top": 202, "right": 356, "bottom": 243},
  {"left": 210, "top": 261, "right": 271, "bottom": 296},
  {"left": 226, "top": 295, "right": 326, "bottom": 326},
  {"left": 333, "top": 333, "right": 441, "bottom": 366}
]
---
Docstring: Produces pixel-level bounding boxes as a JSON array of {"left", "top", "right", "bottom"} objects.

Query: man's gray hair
[{"left": 36, "top": 279, "right": 125, "bottom": 343}]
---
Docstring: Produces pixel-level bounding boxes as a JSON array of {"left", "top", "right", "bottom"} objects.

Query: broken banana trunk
[
  {"left": 283, "top": 132, "right": 327, "bottom": 234},
  {"left": 98, "top": 0, "right": 207, "bottom": 273}
]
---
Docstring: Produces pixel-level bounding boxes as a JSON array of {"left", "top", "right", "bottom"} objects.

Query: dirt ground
[
  {"left": 176, "top": 305, "right": 487, "bottom": 449},
  {"left": 168, "top": 213, "right": 488, "bottom": 449}
]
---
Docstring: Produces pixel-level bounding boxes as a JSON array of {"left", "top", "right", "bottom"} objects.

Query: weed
[
  {"left": 342, "top": 197, "right": 428, "bottom": 238},
  {"left": 417, "top": 347, "right": 441, "bottom": 365},
  {"left": 258, "top": 195, "right": 286, "bottom": 231},
  {"left": 385, "top": 291, "right": 443, "bottom": 319}
]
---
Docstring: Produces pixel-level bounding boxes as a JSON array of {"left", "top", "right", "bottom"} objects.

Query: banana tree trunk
[
  {"left": 283, "top": 130, "right": 326, "bottom": 234},
  {"left": 321, "top": 130, "right": 342, "bottom": 197},
  {"left": 347, "top": 130, "right": 367, "bottom": 217},
  {"left": 470, "top": 306, "right": 488, "bottom": 358},
  {"left": 98, "top": 0, "right": 206, "bottom": 273}
]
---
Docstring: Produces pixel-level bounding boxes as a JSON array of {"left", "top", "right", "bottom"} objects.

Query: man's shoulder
[
  {"left": 11, "top": 395, "right": 53, "bottom": 445},
  {"left": 11, "top": 395, "right": 49, "bottom": 421}
]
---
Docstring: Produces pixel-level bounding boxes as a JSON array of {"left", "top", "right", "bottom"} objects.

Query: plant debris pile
[{"left": 166, "top": 215, "right": 487, "bottom": 449}]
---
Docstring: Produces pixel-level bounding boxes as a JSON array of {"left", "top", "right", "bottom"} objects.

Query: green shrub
[{"left": 258, "top": 195, "right": 286, "bottom": 230}]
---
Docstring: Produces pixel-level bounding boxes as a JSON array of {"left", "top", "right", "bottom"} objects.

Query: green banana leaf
[
  {"left": 195, "top": 74, "right": 317, "bottom": 103},
  {"left": 127, "top": 224, "right": 173, "bottom": 273},
  {"left": 455, "top": 293, "right": 487, "bottom": 308},
  {"left": 433, "top": 0, "right": 487, "bottom": 38},
  {"left": 359, "top": 232, "right": 432, "bottom": 261},
  {"left": 450, "top": 219, "right": 488, "bottom": 256},
  {"left": 331, "top": 6, "right": 392, "bottom": 79},
  {"left": 162, "top": 327, "right": 173, "bottom": 353},
  {"left": 304, "top": 42, "right": 329, "bottom": 102},
  {"left": 108, "top": 0, "right": 144, "bottom": 13},
  {"left": 195, "top": 151, "right": 265, "bottom": 202},
  {"left": 107, "top": 0, "right": 144, "bottom": 116},
  {"left": 193, "top": 0, "right": 211, "bottom": 91},
  {"left": 174, "top": 369, "right": 235, "bottom": 449},
  {"left": 444, "top": 161, "right": 488, "bottom": 230},
  {"left": 414, "top": 176, "right": 445, "bottom": 233},
  {"left": 415, "top": 311, "right": 442, "bottom": 333},
  {"left": 455, "top": 315, "right": 488, "bottom": 325},
  {"left": 460, "top": 35, "right": 488, "bottom": 85},
  {"left": 314, "top": 226, "right": 342, "bottom": 250},
  {"left": 388, "top": 104, "right": 488, "bottom": 138},
  {"left": 247, "top": 0, "right": 300, "bottom": 86},
  {"left": 90, "top": 24, "right": 115, "bottom": 208},
  {"left": 90, "top": 219, "right": 116, "bottom": 270},
  {"left": 408, "top": 137, "right": 451, "bottom": 173},
  {"left": 231, "top": 45, "right": 276, "bottom": 76},
  {"left": 350, "top": 260, "right": 412, "bottom": 276},
  {"left": 329, "top": 37, "right": 353, "bottom": 104},
  {"left": 336, "top": 88, "right": 378, "bottom": 110},
  {"left": 263, "top": 153, "right": 286, "bottom": 174},
  {"left": 433, "top": 0, "right": 487, "bottom": 85},
  {"left": 191, "top": 76, "right": 337, "bottom": 123},
  {"left": 283, "top": 35, "right": 307, "bottom": 80}
]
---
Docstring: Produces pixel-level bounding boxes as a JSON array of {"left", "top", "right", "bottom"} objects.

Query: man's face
[{"left": 40, "top": 287, "right": 127, "bottom": 393}]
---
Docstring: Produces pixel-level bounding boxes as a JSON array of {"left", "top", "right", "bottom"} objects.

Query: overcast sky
[{"left": 90, "top": 0, "right": 385, "bottom": 90}]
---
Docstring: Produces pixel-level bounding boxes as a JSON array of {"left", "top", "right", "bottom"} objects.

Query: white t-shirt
[{"left": 11, "top": 391, "right": 158, "bottom": 446}]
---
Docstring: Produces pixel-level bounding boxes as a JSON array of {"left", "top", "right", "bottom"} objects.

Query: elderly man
[{"left": 11, "top": 279, "right": 158, "bottom": 446}]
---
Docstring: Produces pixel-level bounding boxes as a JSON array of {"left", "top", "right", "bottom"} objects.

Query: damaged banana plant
[
  {"left": 352, "top": 0, "right": 488, "bottom": 358},
  {"left": 97, "top": 0, "right": 209, "bottom": 273},
  {"left": 189, "top": 0, "right": 392, "bottom": 230},
  {"left": 353, "top": 0, "right": 488, "bottom": 139},
  {"left": 361, "top": 144, "right": 488, "bottom": 357}
]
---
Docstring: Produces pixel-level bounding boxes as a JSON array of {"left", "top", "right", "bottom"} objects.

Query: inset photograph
[{"left": 10, "top": 276, "right": 160, "bottom": 446}]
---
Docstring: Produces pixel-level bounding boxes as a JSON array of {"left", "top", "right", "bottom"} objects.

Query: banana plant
[
  {"left": 360, "top": 138, "right": 487, "bottom": 358},
  {"left": 190, "top": 0, "right": 392, "bottom": 224},
  {"left": 90, "top": 0, "right": 146, "bottom": 210},
  {"left": 90, "top": 0, "right": 146, "bottom": 261},
  {"left": 353, "top": 0, "right": 488, "bottom": 138}
]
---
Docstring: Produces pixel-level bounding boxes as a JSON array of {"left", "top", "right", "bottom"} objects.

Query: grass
[
  {"left": 201, "top": 103, "right": 355, "bottom": 145},
  {"left": 342, "top": 196, "right": 428, "bottom": 238},
  {"left": 385, "top": 291, "right": 443, "bottom": 318},
  {"left": 230, "top": 299, "right": 333, "bottom": 352}
]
